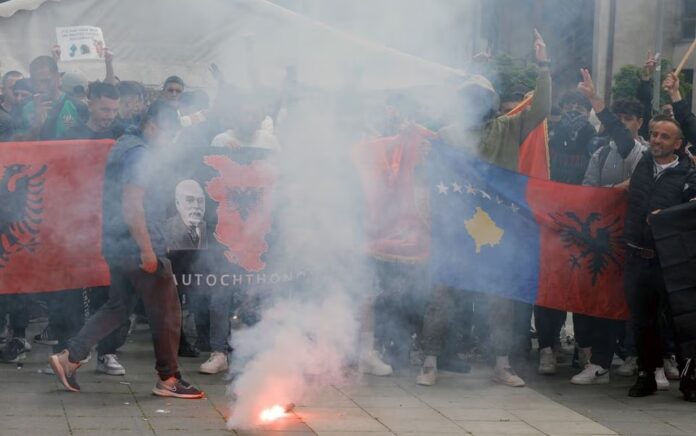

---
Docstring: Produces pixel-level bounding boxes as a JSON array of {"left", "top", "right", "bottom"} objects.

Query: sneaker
[
  {"left": 492, "top": 366, "right": 525, "bottom": 387},
  {"left": 34, "top": 327, "right": 58, "bottom": 345},
  {"left": 17, "top": 338, "right": 32, "bottom": 352},
  {"left": 1, "top": 338, "right": 27, "bottom": 363},
  {"left": 199, "top": 352, "right": 228, "bottom": 375},
  {"left": 655, "top": 367, "right": 670, "bottom": 390},
  {"left": 616, "top": 355, "right": 638, "bottom": 377},
  {"left": 538, "top": 346, "right": 556, "bottom": 375},
  {"left": 38, "top": 363, "right": 54, "bottom": 375},
  {"left": 680, "top": 358, "right": 696, "bottom": 402},
  {"left": 152, "top": 377, "right": 204, "bottom": 399},
  {"left": 49, "top": 350, "right": 81, "bottom": 392},
  {"left": 178, "top": 341, "right": 200, "bottom": 358},
  {"left": 96, "top": 354, "right": 126, "bottom": 376},
  {"left": 571, "top": 364, "right": 610, "bottom": 385},
  {"left": 664, "top": 356, "right": 681, "bottom": 380},
  {"left": 358, "top": 350, "right": 393, "bottom": 376},
  {"left": 416, "top": 365, "right": 437, "bottom": 386},
  {"left": 628, "top": 371, "right": 657, "bottom": 397}
]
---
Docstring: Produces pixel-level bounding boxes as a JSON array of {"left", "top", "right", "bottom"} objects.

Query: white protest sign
[{"left": 55, "top": 26, "right": 106, "bottom": 61}]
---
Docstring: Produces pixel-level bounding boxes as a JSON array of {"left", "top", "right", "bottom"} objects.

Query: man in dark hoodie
[{"left": 49, "top": 101, "right": 204, "bottom": 399}]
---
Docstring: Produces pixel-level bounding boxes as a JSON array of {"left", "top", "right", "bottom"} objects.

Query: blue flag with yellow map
[{"left": 428, "top": 142, "right": 631, "bottom": 320}]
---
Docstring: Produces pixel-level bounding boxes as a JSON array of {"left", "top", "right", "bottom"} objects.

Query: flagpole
[{"left": 652, "top": 1, "right": 664, "bottom": 114}]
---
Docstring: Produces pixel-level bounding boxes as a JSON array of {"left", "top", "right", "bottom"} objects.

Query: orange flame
[{"left": 259, "top": 405, "right": 286, "bottom": 422}]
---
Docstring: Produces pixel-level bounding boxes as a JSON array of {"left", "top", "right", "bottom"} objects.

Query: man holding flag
[{"left": 418, "top": 29, "right": 551, "bottom": 387}]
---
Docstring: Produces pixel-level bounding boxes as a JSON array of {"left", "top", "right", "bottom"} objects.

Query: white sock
[
  {"left": 495, "top": 356, "right": 510, "bottom": 369},
  {"left": 359, "top": 332, "right": 375, "bottom": 356},
  {"left": 423, "top": 355, "right": 437, "bottom": 368}
]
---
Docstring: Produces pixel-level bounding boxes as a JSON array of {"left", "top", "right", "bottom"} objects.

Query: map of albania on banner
[{"left": 0, "top": 140, "right": 112, "bottom": 294}]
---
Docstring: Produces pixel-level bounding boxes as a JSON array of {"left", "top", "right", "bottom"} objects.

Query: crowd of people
[{"left": 1, "top": 29, "right": 696, "bottom": 404}]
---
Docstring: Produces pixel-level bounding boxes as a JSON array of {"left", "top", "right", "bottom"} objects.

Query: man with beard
[
  {"left": 164, "top": 180, "right": 208, "bottom": 360},
  {"left": 20, "top": 56, "right": 79, "bottom": 140},
  {"left": 49, "top": 101, "right": 204, "bottom": 399},
  {"left": 620, "top": 113, "right": 696, "bottom": 399},
  {"left": 63, "top": 82, "right": 122, "bottom": 140}
]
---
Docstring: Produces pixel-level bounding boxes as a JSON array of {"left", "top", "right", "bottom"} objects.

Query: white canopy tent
[{"left": 0, "top": 0, "right": 464, "bottom": 90}]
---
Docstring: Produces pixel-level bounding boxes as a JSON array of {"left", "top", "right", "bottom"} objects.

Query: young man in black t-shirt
[{"left": 63, "top": 82, "right": 122, "bottom": 140}]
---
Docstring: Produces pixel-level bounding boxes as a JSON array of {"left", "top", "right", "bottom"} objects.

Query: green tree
[
  {"left": 489, "top": 54, "right": 538, "bottom": 97},
  {"left": 612, "top": 59, "right": 692, "bottom": 105}
]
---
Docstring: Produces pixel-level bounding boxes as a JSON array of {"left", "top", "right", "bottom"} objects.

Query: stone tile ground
[{"left": 2, "top": 324, "right": 695, "bottom": 435}]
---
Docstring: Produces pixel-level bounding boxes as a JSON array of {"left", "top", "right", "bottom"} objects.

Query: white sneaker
[
  {"left": 655, "top": 367, "right": 670, "bottom": 390},
  {"left": 416, "top": 365, "right": 437, "bottom": 386},
  {"left": 663, "top": 356, "right": 681, "bottom": 380},
  {"left": 96, "top": 354, "right": 126, "bottom": 376},
  {"left": 199, "top": 352, "right": 228, "bottom": 374},
  {"left": 577, "top": 347, "right": 592, "bottom": 368},
  {"left": 492, "top": 366, "right": 525, "bottom": 387},
  {"left": 358, "top": 350, "right": 393, "bottom": 376},
  {"left": 616, "top": 355, "right": 638, "bottom": 377},
  {"left": 571, "top": 364, "right": 609, "bottom": 385},
  {"left": 538, "top": 347, "right": 556, "bottom": 375}
]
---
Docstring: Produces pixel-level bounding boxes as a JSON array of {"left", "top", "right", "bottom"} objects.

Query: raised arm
[
  {"left": 519, "top": 29, "right": 552, "bottom": 139},
  {"left": 663, "top": 72, "right": 696, "bottom": 146},
  {"left": 577, "top": 68, "right": 634, "bottom": 158}
]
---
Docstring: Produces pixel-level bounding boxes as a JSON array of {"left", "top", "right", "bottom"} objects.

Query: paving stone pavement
[{"left": 2, "top": 324, "right": 696, "bottom": 435}]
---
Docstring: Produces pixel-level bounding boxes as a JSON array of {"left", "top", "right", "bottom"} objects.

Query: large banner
[
  {"left": 0, "top": 140, "right": 112, "bottom": 294},
  {"left": 428, "top": 142, "right": 630, "bottom": 320}
]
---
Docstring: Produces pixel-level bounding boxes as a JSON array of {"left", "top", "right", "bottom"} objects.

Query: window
[{"left": 683, "top": 0, "right": 696, "bottom": 39}]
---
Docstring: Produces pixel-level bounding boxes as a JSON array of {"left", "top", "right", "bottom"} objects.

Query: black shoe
[
  {"left": 628, "top": 371, "right": 657, "bottom": 397},
  {"left": 34, "top": 326, "right": 58, "bottom": 345},
  {"left": 178, "top": 341, "right": 200, "bottom": 358},
  {"left": 1, "top": 338, "right": 27, "bottom": 363},
  {"left": 152, "top": 377, "right": 205, "bottom": 399},
  {"left": 679, "top": 358, "right": 696, "bottom": 402}
]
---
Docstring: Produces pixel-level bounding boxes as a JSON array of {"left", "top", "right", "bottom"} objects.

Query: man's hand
[
  {"left": 472, "top": 48, "right": 492, "bottom": 64},
  {"left": 641, "top": 50, "right": 657, "bottom": 80},
  {"left": 140, "top": 250, "right": 158, "bottom": 273},
  {"left": 209, "top": 63, "right": 225, "bottom": 85},
  {"left": 51, "top": 45, "right": 62, "bottom": 62},
  {"left": 662, "top": 72, "right": 682, "bottom": 103},
  {"left": 577, "top": 68, "right": 605, "bottom": 114},
  {"left": 534, "top": 29, "right": 548, "bottom": 63},
  {"left": 32, "top": 95, "right": 52, "bottom": 126},
  {"left": 612, "top": 180, "right": 630, "bottom": 190},
  {"left": 577, "top": 68, "right": 597, "bottom": 99},
  {"left": 104, "top": 48, "right": 114, "bottom": 64}
]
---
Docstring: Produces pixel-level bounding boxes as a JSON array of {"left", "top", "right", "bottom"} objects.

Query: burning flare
[{"left": 259, "top": 405, "right": 286, "bottom": 422}]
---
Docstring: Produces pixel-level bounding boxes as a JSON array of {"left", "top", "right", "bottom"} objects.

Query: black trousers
[
  {"left": 624, "top": 251, "right": 673, "bottom": 374},
  {"left": 47, "top": 290, "right": 86, "bottom": 353},
  {"left": 573, "top": 313, "right": 622, "bottom": 369},
  {"left": 89, "top": 286, "right": 130, "bottom": 356},
  {"left": 534, "top": 306, "right": 566, "bottom": 349},
  {"left": 68, "top": 257, "right": 182, "bottom": 380}
]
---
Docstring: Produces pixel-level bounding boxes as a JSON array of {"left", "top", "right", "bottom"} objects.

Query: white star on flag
[
  {"left": 479, "top": 190, "right": 492, "bottom": 200},
  {"left": 465, "top": 184, "right": 477, "bottom": 195},
  {"left": 437, "top": 182, "right": 449, "bottom": 194},
  {"left": 496, "top": 196, "right": 504, "bottom": 204},
  {"left": 452, "top": 182, "right": 462, "bottom": 193},
  {"left": 510, "top": 204, "right": 520, "bottom": 213}
]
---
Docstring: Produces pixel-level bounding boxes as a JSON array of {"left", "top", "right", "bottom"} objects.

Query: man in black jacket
[{"left": 622, "top": 114, "right": 696, "bottom": 398}]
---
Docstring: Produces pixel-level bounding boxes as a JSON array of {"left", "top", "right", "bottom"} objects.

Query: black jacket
[
  {"left": 625, "top": 153, "right": 696, "bottom": 249},
  {"left": 671, "top": 99, "right": 696, "bottom": 146}
]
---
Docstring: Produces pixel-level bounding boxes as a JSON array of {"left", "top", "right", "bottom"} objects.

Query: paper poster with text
[{"left": 55, "top": 26, "right": 106, "bottom": 61}]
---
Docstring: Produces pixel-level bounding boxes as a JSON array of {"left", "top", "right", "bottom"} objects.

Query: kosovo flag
[{"left": 429, "top": 142, "right": 630, "bottom": 320}]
